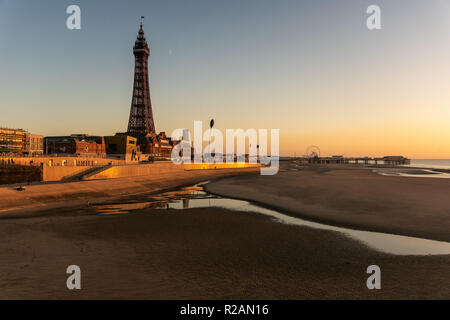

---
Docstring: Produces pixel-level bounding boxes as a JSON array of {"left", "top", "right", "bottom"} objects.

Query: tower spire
[{"left": 127, "top": 21, "right": 156, "bottom": 137}]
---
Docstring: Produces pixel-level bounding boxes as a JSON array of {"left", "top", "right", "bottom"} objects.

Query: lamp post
[{"left": 208, "top": 119, "right": 214, "bottom": 162}]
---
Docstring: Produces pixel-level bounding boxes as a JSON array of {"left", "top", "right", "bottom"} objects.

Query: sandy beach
[
  {"left": 207, "top": 164, "right": 450, "bottom": 242},
  {"left": 0, "top": 163, "right": 449, "bottom": 299}
]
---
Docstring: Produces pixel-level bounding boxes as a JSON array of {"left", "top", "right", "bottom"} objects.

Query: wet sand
[
  {"left": 0, "top": 164, "right": 449, "bottom": 299},
  {"left": 0, "top": 205, "right": 449, "bottom": 299},
  {"left": 206, "top": 164, "right": 450, "bottom": 242}
]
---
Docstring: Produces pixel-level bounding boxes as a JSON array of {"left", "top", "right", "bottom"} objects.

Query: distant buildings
[
  {"left": 0, "top": 128, "right": 43, "bottom": 155},
  {"left": 141, "top": 132, "right": 177, "bottom": 159},
  {"left": 104, "top": 135, "right": 140, "bottom": 161},
  {"left": 27, "top": 134, "right": 44, "bottom": 156},
  {"left": 44, "top": 134, "right": 105, "bottom": 156},
  {"left": 0, "top": 128, "right": 27, "bottom": 154},
  {"left": 381, "top": 156, "right": 411, "bottom": 166},
  {"left": 112, "top": 131, "right": 178, "bottom": 159},
  {"left": 1, "top": 128, "right": 177, "bottom": 161}
]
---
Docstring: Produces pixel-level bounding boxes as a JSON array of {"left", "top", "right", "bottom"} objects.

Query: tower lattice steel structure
[{"left": 127, "top": 22, "right": 156, "bottom": 137}]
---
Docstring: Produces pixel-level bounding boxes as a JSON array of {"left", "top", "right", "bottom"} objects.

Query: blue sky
[{"left": 1, "top": 0, "right": 450, "bottom": 157}]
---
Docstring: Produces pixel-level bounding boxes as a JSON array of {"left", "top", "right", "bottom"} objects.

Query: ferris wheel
[{"left": 305, "top": 145, "right": 321, "bottom": 159}]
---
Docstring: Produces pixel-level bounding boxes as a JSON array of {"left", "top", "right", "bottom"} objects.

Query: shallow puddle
[
  {"left": 92, "top": 183, "right": 450, "bottom": 256},
  {"left": 373, "top": 168, "right": 450, "bottom": 179}
]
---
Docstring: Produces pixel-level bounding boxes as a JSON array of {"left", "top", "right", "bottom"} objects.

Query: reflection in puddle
[
  {"left": 92, "top": 185, "right": 209, "bottom": 215},
  {"left": 92, "top": 183, "right": 450, "bottom": 256},
  {"left": 94, "top": 202, "right": 166, "bottom": 214}
]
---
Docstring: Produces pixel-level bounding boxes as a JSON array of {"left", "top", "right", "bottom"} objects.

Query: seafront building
[
  {"left": 44, "top": 134, "right": 106, "bottom": 156},
  {"left": 0, "top": 128, "right": 27, "bottom": 154},
  {"left": 104, "top": 135, "right": 141, "bottom": 161},
  {"left": 0, "top": 128, "right": 43, "bottom": 155},
  {"left": 140, "top": 132, "right": 177, "bottom": 159},
  {"left": 27, "top": 134, "right": 44, "bottom": 156}
]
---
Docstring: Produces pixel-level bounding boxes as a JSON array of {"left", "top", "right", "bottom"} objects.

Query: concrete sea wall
[
  {"left": 42, "top": 166, "right": 95, "bottom": 182},
  {"left": 0, "top": 157, "right": 261, "bottom": 184},
  {"left": 0, "top": 165, "right": 42, "bottom": 185},
  {"left": 86, "top": 162, "right": 260, "bottom": 180}
]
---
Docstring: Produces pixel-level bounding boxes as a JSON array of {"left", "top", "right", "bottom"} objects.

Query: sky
[{"left": 1, "top": 0, "right": 450, "bottom": 158}]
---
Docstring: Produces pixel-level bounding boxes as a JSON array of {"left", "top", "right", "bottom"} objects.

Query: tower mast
[{"left": 127, "top": 18, "right": 156, "bottom": 137}]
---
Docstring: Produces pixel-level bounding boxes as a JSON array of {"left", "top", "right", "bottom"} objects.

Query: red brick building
[
  {"left": 141, "top": 132, "right": 178, "bottom": 159},
  {"left": 44, "top": 134, "right": 106, "bottom": 156}
]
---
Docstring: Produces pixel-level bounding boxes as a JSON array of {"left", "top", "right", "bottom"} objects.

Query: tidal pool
[{"left": 92, "top": 183, "right": 450, "bottom": 256}]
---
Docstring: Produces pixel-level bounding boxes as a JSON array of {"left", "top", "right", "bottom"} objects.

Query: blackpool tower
[{"left": 127, "top": 20, "right": 156, "bottom": 137}]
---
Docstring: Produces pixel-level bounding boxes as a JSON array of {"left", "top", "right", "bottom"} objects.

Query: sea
[{"left": 408, "top": 159, "right": 450, "bottom": 170}]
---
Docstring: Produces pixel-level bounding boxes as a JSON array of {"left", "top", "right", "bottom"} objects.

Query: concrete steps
[{"left": 61, "top": 165, "right": 111, "bottom": 182}]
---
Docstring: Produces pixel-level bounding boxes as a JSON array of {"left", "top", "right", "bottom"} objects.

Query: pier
[{"left": 306, "top": 155, "right": 410, "bottom": 166}]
